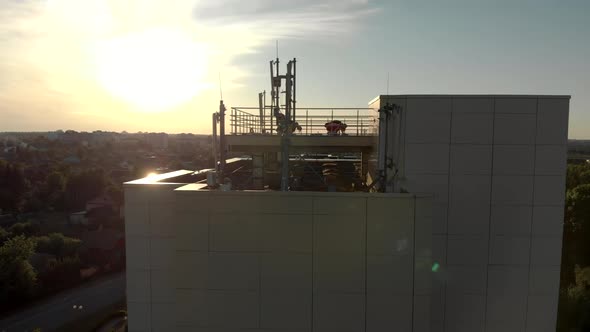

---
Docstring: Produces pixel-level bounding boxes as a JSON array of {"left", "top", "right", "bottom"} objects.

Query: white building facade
[
  {"left": 369, "top": 95, "right": 569, "bottom": 332},
  {"left": 124, "top": 94, "right": 569, "bottom": 332},
  {"left": 125, "top": 180, "right": 432, "bottom": 332}
]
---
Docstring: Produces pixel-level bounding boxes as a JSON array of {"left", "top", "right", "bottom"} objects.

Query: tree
[
  {"left": 8, "top": 221, "right": 40, "bottom": 237},
  {"left": 0, "top": 235, "right": 37, "bottom": 302},
  {"left": 558, "top": 265, "right": 590, "bottom": 330},
  {"left": 64, "top": 169, "right": 107, "bottom": 211},
  {"left": 46, "top": 171, "right": 65, "bottom": 194},
  {"left": 35, "top": 233, "right": 82, "bottom": 258},
  {"left": 0, "top": 161, "right": 27, "bottom": 213},
  {"left": 566, "top": 164, "right": 590, "bottom": 189},
  {"left": 0, "top": 226, "right": 9, "bottom": 245}
]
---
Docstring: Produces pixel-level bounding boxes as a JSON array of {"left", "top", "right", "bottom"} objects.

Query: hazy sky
[{"left": 0, "top": 0, "right": 588, "bottom": 137}]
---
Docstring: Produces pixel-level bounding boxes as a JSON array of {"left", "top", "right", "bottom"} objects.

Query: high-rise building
[{"left": 124, "top": 94, "right": 568, "bottom": 332}]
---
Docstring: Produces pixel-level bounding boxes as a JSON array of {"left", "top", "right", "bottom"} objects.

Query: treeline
[
  {"left": 0, "top": 160, "right": 121, "bottom": 214},
  {"left": 558, "top": 163, "right": 590, "bottom": 330},
  {"left": 0, "top": 224, "right": 83, "bottom": 311}
]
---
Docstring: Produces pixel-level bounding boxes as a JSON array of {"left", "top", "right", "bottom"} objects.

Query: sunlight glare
[{"left": 94, "top": 28, "right": 209, "bottom": 111}]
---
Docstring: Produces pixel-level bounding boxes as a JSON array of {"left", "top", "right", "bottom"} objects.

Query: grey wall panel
[
  {"left": 452, "top": 97, "right": 493, "bottom": 114},
  {"left": 431, "top": 202, "right": 449, "bottom": 235},
  {"left": 446, "top": 265, "right": 487, "bottom": 295},
  {"left": 366, "top": 293, "right": 412, "bottom": 332},
  {"left": 207, "top": 253, "right": 259, "bottom": 290},
  {"left": 127, "top": 270, "right": 150, "bottom": 302},
  {"left": 451, "top": 112, "right": 494, "bottom": 144},
  {"left": 174, "top": 251, "right": 208, "bottom": 289},
  {"left": 260, "top": 253, "right": 312, "bottom": 290},
  {"left": 494, "top": 113, "right": 536, "bottom": 145},
  {"left": 493, "top": 145, "right": 535, "bottom": 175},
  {"left": 532, "top": 205, "right": 565, "bottom": 236},
  {"left": 450, "top": 145, "right": 492, "bottom": 175},
  {"left": 534, "top": 175, "right": 566, "bottom": 206},
  {"left": 495, "top": 97, "right": 537, "bottom": 114},
  {"left": 448, "top": 200, "right": 490, "bottom": 235},
  {"left": 367, "top": 255, "right": 413, "bottom": 294},
  {"left": 405, "top": 143, "right": 450, "bottom": 174},
  {"left": 207, "top": 290, "right": 259, "bottom": 328},
  {"left": 529, "top": 265, "right": 561, "bottom": 296},
  {"left": 444, "top": 293, "right": 486, "bottom": 332},
  {"left": 314, "top": 293, "right": 365, "bottom": 332},
  {"left": 260, "top": 290, "right": 312, "bottom": 329},
  {"left": 449, "top": 175, "right": 491, "bottom": 202},
  {"left": 525, "top": 295, "right": 558, "bottom": 332},
  {"left": 490, "top": 205, "right": 533, "bottom": 237},
  {"left": 537, "top": 98, "right": 569, "bottom": 145},
  {"left": 405, "top": 98, "right": 452, "bottom": 144},
  {"left": 151, "top": 269, "right": 174, "bottom": 302},
  {"left": 447, "top": 235, "right": 488, "bottom": 265},
  {"left": 487, "top": 265, "right": 529, "bottom": 296},
  {"left": 485, "top": 294, "right": 528, "bottom": 331},
  {"left": 313, "top": 253, "right": 365, "bottom": 292},
  {"left": 403, "top": 174, "right": 449, "bottom": 202},
  {"left": 488, "top": 235, "right": 531, "bottom": 265},
  {"left": 535, "top": 145, "right": 567, "bottom": 175},
  {"left": 491, "top": 175, "right": 534, "bottom": 205},
  {"left": 530, "top": 237, "right": 563, "bottom": 266}
]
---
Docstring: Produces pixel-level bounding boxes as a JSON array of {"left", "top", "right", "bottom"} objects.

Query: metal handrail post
[
  {"left": 306, "top": 110, "right": 309, "bottom": 135},
  {"left": 356, "top": 109, "right": 359, "bottom": 136}
]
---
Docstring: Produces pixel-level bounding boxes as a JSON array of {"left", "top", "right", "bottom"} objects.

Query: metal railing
[{"left": 230, "top": 107, "right": 377, "bottom": 136}]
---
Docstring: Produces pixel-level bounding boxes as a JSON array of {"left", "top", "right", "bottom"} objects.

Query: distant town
[
  {"left": 0, "top": 130, "right": 214, "bottom": 328},
  {"left": 1, "top": 130, "right": 590, "bottom": 330}
]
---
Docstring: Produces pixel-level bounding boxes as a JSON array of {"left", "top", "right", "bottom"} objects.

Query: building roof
[{"left": 368, "top": 94, "right": 571, "bottom": 105}]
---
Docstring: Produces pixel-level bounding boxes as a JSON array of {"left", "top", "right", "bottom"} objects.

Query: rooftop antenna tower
[
  {"left": 218, "top": 72, "right": 227, "bottom": 175},
  {"left": 219, "top": 72, "right": 223, "bottom": 100},
  {"left": 269, "top": 42, "right": 297, "bottom": 191}
]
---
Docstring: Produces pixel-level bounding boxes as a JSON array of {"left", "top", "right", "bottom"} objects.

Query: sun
[{"left": 93, "top": 28, "right": 209, "bottom": 111}]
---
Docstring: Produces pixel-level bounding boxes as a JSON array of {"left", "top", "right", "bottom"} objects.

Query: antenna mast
[{"left": 219, "top": 72, "right": 223, "bottom": 100}]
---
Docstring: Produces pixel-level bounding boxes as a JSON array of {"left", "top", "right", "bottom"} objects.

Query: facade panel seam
[
  {"left": 483, "top": 96, "right": 497, "bottom": 331},
  {"left": 524, "top": 97, "right": 540, "bottom": 331},
  {"left": 364, "top": 197, "right": 368, "bottom": 332},
  {"left": 411, "top": 196, "right": 417, "bottom": 332},
  {"left": 442, "top": 97, "right": 454, "bottom": 332}
]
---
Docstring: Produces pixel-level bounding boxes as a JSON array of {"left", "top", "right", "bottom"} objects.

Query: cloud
[
  {"left": 0, "top": 0, "right": 378, "bottom": 132},
  {"left": 193, "top": 0, "right": 377, "bottom": 42}
]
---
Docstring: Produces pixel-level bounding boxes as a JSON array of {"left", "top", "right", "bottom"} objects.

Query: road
[{"left": 0, "top": 272, "right": 125, "bottom": 332}]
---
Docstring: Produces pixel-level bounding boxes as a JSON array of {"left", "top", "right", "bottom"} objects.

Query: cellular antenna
[{"left": 218, "top": 72, "right": 223, "bottom": 100}]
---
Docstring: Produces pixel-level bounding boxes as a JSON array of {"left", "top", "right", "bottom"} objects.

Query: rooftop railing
[{"left": 230, "top": 107, "right": 377, "bottom": 136}]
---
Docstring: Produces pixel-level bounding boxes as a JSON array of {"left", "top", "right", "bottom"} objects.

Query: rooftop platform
[
  {"left": 228, "top": 107, "right": 377, "bottom": 153},
  {"left": 226, "top": 134, "right": 377, "bottom": 153}
]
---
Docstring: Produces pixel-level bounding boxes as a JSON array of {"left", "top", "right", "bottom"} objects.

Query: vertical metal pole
[
  {"left": 356, "top": 109, "right": 359, "bottom": 136},
  {"left": 212, "top": 113, "right": 218, "bottom": 169},
  {"left": 305, "top": 110, "right": 309, "bottom": 135},
  {"left": 331, "top": 109, "right": 334, "bottom": 121},
  {"left": 292, "top": 58, "right": 296, "bottom": 123},
  {"left": 280, "top": 60, "right": 292, "bottom": 191},
  {"left": 286, "top": 61, "right": 292, "bottom": 123},
  {"left": 259, "top": 93, "right": 264, "bottom": 133},
  {"left": 269, "top": 61, "right": 275, "bottom": 135},
  {"left": 219, "top": 100, "right": 226, "bottom": 176}
]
